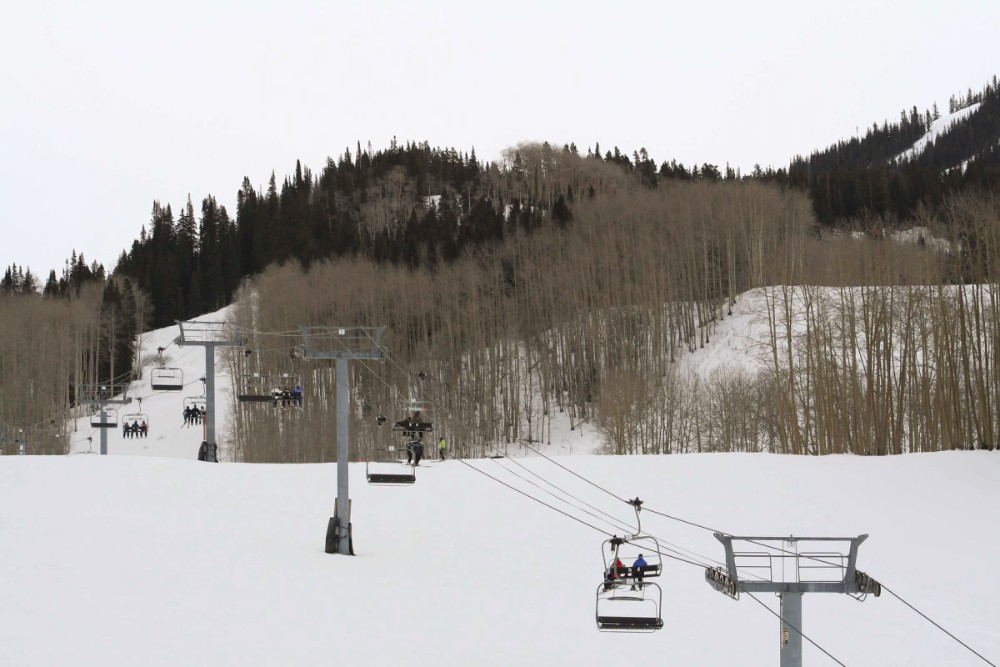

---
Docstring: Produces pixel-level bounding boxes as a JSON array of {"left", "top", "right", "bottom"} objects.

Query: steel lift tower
[
  {"left": 299, "top": 325, "right": 386, "bottom": 556},
  {"left": 705, "top": 533, "right": 881, "bottom": 667},
  {"left": 175, "top": 319, "right": 245, "bottom": 463}
]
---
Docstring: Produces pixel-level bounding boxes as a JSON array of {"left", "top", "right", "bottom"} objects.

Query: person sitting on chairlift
[
  {"left": 293, "top": 385, "right": 303, "bottom": 407},
  {"left": 410, "top": 440, "right": 424, "bottom": 466},
  {"left": 131, "top": 421, "right": 140, "bottom": 438},
  {"left": 604, "top": 557, "right": 626, "bottom": 591},
  {"left": 140, "top": 421, "right": 148, "bottom": 438},
  {"left": 631, "top": 554, "right": 648, "bottom": 590}
]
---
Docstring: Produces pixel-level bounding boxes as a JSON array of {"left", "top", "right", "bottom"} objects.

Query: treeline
[
  {"left": 113, "top": 140, "right": 745, "bottom": 329},
  {"left": 787, "top": 77, "right": 1000, "bottom": 224}
]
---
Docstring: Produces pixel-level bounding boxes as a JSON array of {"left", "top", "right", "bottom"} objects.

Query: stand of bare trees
[
  {"left": 224, "top": 180, "right": 818, "bottom": 461},
  {"left": 0, "top": 279, "right": 149, "bottom": 455}
]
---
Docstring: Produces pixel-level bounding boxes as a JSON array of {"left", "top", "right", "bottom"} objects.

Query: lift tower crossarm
[{"left": 707, "top": 533, "right": 879, "bottom": 667}]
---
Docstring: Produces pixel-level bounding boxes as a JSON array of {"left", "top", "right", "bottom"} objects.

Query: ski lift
[
  {"left": 594, "top": 499, "right": 664, "bottom": 632},
  {"left": 151, "top": 367, "right": 184, "bottom": 391},
  {"left": 237, "top": 373, "right": 302, "bottom": 407},
  {"left": 595, "top": 581, "right": 664, "bottom": 632},
  {"left": 150, "top": 346, "right": 184, "bottom": 391},
  {"left": 183, "top": 377, "right": 206, "bottom": 407},
  {"left": 366, "top": 445, "right": 416, "bottom": 484},
  {"left": 392, "top": 399, "right": 433, "bottom": 438},
  {"left": 90, "top": 408, "right": 119, "bottom": 428},
  {"left": 601, "top": 534, "right": 663, "bottom": 581},
  {"left": 120, "top": 412, "right": 149, "bottom": 428},
  {"left": 121, "top": 397, "right": 150, "bottom": 431},
  {"left": 183, "top": 397, "right": 205, "bottom": 411}
]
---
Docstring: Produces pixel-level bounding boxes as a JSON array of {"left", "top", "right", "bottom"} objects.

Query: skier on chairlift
[{"left": 631, "top": 554, "right": 648, "bottom": 590}]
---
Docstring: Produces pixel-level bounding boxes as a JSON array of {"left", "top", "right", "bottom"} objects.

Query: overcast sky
[{"left": 2, "top": 0, "right": 998, "bottom": 279}]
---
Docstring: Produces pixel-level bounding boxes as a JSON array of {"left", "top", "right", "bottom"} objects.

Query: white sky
[
  {"left": 2, "top": 300, "right": 998, "bottom": 665},
  {"left": 2, "top": 0, "right": 998, "bottom": 278}
]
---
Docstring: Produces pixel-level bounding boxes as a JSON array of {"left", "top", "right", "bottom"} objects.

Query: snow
[
  {"left": 2, "top": 304, "right": 999, "bottom": 666},
  {"left": 894, "top": 103, "right": 980, "bottom": 164}
]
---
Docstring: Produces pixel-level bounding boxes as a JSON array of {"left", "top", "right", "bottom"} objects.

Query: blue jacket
[{"left": 633, "top": 557, "right": 648, "bottom": 569}]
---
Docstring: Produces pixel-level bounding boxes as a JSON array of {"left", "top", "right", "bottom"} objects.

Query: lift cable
[
  {"left": 358, "top": 351, "right": 751, "bottom": 573},
  {"left": 494, "top": 455, "right": 637, "bottom": 535},
  {"left": 878, "top": 582, "right": 997, "bottom": 667},
  {"left": 354, "top": 352, "right": 715, "bottom": 569},
  {"left": 451, "top": 456, "right": 615, "bottom": 538}
]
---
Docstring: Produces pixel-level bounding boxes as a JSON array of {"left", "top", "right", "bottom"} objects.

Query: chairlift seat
[
  {"left": 366, "top": 472, "right": 417, "bottom": 485},
  {"left": 236, "top": 393, "right": 274, "bottom": 403},
  {"left": 596, "top": 616, "right": 663, "bottom": 631},
  {"left": 366, "top": 447, "right": 417, "bottom": 485}
]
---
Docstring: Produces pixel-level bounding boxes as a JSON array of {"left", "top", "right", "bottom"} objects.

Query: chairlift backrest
[{"left": 603, "top": 535, "right": 663, "bottom": 580}]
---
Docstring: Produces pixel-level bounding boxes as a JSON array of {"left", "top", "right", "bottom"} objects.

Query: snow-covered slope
[
  {"left": 1, "top": 449, "right": 997, "bottom": 666},
  {"left": 68, "top": 306, "right": 236, "bottom": 460}
]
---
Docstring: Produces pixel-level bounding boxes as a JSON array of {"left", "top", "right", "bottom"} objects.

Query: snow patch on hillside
[{"left": 894, "top": 103, "right": 980, "bottom": 163}]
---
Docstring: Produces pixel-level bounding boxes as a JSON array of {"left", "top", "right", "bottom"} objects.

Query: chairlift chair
[
  {"left": 366, "top": 445, "right": 417, "bottom": 485},
  {"left": 183, "top": 397, "right": 205, "bottom": 411},
  {"left": 151, "top": 367, "right": 184, "bottom": 391},
  {"left": 120, "top": 412, "right": 149, "bottom": 437},
  {"left": 393, "top": 400, "right": 433, "bottom": 437},
  {"left": 595, "top": 581, "right": 664, "bottom": 632},
  {"left": 120, "top": 412, "right": 149, "bottom": 427},
  {"left": 602, "top": 534, "right": 663, "bottom": 581},
  {"left": 594, "top": 532, "right": 664, "bottom": 632},
  {"left": 90, "top": 408, "right": 119, "bottom": 428},
  {"left": 237, "top": 373, "right": 302, "bottom": 405}
]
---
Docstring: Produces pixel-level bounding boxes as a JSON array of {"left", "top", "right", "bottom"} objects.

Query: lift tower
[
  {"left": 78, "top": 382, "right": 131, "bottom": 455},
  {"left": 705, "top": 534, "right": 881, "bottom": 667},
  {"left": 175, "top": 319, "right": 245, "bottom": 463},
  {"left": 299, "top": 325, "right": 386, "bottom": 555}
]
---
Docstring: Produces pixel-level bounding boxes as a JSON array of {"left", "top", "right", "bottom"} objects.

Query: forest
[{"left": 2, "top": 78, "right": 999, "bottom": 459}]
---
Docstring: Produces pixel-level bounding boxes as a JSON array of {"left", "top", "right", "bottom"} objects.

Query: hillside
[{"left": 789, "top": 77, "right": 1000, "bottom": 224}]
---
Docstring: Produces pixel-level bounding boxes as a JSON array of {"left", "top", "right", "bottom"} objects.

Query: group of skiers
[
  {"left": 272, "top": 386, "right": 303, "bottom": 408},
  {"left": 122, "top": 420, "right": 148, "bottom": 438},
  {"left": 183, "top": 405, "right": 205, "bottom": 426},
  {"left": 603, "top": 554, "right": 649, "bottom": 591}
]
